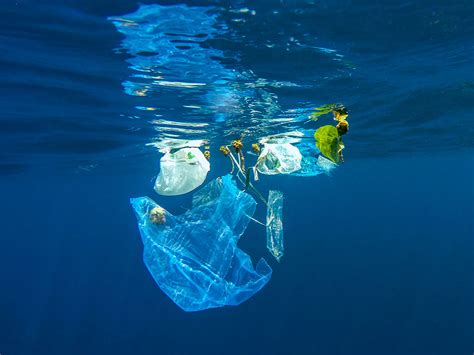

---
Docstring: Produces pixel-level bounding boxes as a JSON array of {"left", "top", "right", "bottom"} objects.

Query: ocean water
[{"left": 0, "top": 0, "right": 473, "bottom": 354}]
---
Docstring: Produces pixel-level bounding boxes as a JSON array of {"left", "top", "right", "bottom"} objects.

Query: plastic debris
[
  {"left": 316, "top": 155, "right": 338, "bottom": 176},
  {"left": 252, "top": 166, "right": 259, "bottom": 181},
  {"left": 291, "top": 139, "right": 323, "bottom": 177},
  {"left": 131, "top": 175, "right": 272, "bottom": 312},
  {"left": 256, "top": 130, "right": 337, "bottom": 177},
  {"left": 154, "top": 147, "right": 210, "bottom": 196},
  {"left": 256, "top": 143, "right": 302, "bottom": 175},
  {"left": 266, "top": 190, "right": 284, "bottom": 262}
]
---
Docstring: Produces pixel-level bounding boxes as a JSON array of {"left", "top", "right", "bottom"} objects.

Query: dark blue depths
[{"left": 1, "top": 153, "right": 472, "bottom": 355}]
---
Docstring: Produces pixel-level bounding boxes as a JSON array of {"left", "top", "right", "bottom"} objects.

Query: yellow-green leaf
[{"left": 314, "top": 125, "right": 341, "bottom": 163}]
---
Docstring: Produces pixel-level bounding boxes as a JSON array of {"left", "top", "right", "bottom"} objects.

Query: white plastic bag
[
  {"left": 155, "top": 148, "right": 210, "bottom": 196},
  {"left": 256, "top": 143, "right": 302, "bottom": 175}
]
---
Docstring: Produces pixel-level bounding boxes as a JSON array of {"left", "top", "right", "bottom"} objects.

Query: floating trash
[
  {"left": 266, "top": 190, "right": 284, "bottom": 262},
  {"left": 316, "top": 155, "right": 338, "bottom": 176},
  {"left": 256, "top": 143, "right": 302, "bottom": 175},
  {"left": 131, "top": 175, "right": 272, "bottom": 312},
  {"left": 154, "top": 147, "right": 210, "bottom": 196}
]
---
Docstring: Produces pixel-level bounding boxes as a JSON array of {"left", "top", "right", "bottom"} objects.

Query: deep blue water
[{"left": 1, "top": 0, "right": 473, "bottom": 354}]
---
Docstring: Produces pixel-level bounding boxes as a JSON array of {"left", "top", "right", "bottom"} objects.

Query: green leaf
[{"left": 314, "top": 125, "right": 341, "bottom": 163}]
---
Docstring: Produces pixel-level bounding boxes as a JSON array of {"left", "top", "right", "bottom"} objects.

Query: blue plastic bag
[{"left": 130, "top": 175, "right": 272, "bottom": 312}]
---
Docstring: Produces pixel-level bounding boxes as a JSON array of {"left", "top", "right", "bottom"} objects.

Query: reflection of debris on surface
[
  {"left": 133, "top": 88, "right": 148, "bottom": 96},
  {"left": 333, "top": 105, "right": 349, "bottom": 122},
  {"left": 309, "top": 103, "right": 348, "bottom": 122}
]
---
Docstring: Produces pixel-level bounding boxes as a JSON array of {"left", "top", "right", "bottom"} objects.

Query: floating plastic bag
[
  {"left": 154, "top": 147, "right": 210, "bottom": 196},
  {"left": 256, "top": 143, "right": 302, "bottom": 175},
  {"left": 266, "top": 190, "right": 284, "bottom": 262},
  {"left": 291, "top": 140, "right": 323, "bottom": 177},
  {"left": 291, "top": 140, "right": 338, "bottom": 177},
  {"left": 131, "top": 175, "right": 272, "bottom": 312},
  {"left": 257, "top": 130, "right": 338, "bottom": 177}
]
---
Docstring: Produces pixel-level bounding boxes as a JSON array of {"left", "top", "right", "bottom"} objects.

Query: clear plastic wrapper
[{"left": 266, "top": 190, "right": 284, "bottom": 262}]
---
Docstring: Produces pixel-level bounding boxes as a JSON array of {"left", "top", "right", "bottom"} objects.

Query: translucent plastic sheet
[
  {"left": 131, "top": 175, "right": 272, "bottom": 312},
  {"left": 317, "top": 155, "right": 338, "bottom": 176},
  {"left": 257, "top": 131, "right": 337, "bottom": 177},
  {"left": 266, "top": 190, "right": 284, "bottom": 262},
  {"left": 291, "top": 141, "right": 323, "bottom": 177},
  {"left": 292, "top": 140, "right": 338, "bottom": 177}
]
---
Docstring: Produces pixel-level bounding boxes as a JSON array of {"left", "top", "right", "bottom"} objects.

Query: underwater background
[{"left": 0, "top": 0, "right": 473, "bottom": 354}]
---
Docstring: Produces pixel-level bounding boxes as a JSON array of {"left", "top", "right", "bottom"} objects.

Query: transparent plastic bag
[
  {"left": 291, "top": 141, "right": 322, "bottom": 177},
  {"left": 154, "top": 147, "right": 210, "bottom": 196},
  {"left": 256, "top": 143, "right": 302, "bottom": 175},
  {"left": 292, "top": 138, "right": 338, "bottom": 177}
]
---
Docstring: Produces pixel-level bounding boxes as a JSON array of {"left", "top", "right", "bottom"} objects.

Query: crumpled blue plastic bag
[{"left": 130, "top": 175, "right": 272, "bottom": 312}]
